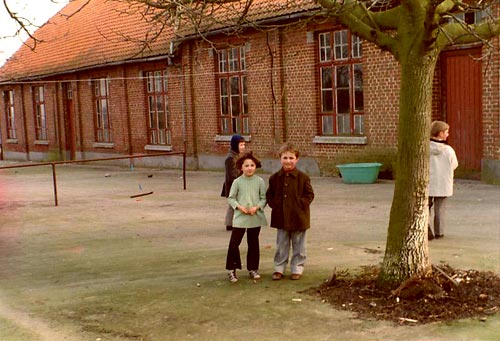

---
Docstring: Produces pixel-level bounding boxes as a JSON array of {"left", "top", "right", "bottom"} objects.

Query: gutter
[
  {"left": 0, "top": 54, "right": 172, "bottom": 84},
  {"left": 173, "top": 9, "right": 322, "bottom": 43}
]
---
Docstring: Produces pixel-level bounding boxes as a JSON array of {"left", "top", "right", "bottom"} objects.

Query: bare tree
[{"left": 1, "top": 0, "right": 90, "bottom": 51}]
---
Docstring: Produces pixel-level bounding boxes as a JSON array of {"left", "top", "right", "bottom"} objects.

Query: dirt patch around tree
[{"left": 306, "top": 264, "right": 500, "bottom": 325}]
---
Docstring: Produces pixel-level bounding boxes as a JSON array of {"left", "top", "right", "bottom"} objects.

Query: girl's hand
[
  {"left": 238, "top": 205, "right": 249, "bottom": 214},
  {"left": 247, "top": 206, "right": 259, "bottom": 215}
]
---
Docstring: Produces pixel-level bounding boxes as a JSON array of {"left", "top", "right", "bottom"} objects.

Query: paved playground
[{"left": 0, "top": 162, "right": 499, "bottom": 340}]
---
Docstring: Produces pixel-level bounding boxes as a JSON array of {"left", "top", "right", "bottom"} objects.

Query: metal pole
[
  {"left": 183, "top": 149, "right": 186, "bottom": 190},
  {"left": 51, "top": 163, "right": 58, "bottom": 206}
]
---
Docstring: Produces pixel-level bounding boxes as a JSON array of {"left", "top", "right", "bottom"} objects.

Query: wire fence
[{"left": 0, "top": 151, "right": 186, "bottom": 206}]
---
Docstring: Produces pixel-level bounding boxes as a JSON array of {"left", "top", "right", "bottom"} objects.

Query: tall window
[
  {"left": 146, "top": 70, "right": 171, "bottom": 145},
  {"left": 33, "top": 86, "right": 48, "bottom": 140},
  {"left": 4, "top": 90, "right": 16, "bottom": 139},
  {"left": 93, "top": 78, "right": 112, "bottom": 142},
  {"left": 318, "top": 30, "right": 364, "bottom": 135},
  {"left": 217, "top": 46, "right": 249, "bottom": 135}
]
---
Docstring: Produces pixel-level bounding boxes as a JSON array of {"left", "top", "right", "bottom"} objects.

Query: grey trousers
[
  {"left": 429, "top": 196, "right": 447, "bottom": 236},
  {"left": 274, "top": 229, "right": 307, "bottom": 275}
]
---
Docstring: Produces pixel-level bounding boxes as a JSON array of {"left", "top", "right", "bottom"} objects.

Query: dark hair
[
  {"left": 236, "top": 151, "right": 262, "bottom": 170},
  {"left": 278, "top": 142, "right": 300, "bottom": 158},
  {"left": 230, "top": 135, "right": 245, "bottom": 153}
]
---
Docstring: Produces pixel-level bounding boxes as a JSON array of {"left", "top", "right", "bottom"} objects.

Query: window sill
[
  {"left": 6, "top": 138, "right": 18, "bottom": 144},
  {"left": 145, "top": 144, "right": 173, "bottom": 152},
  {"left": 313, "top": 136, "right": 367, "bottom": 145},
  {"left": 34, "top": 140, "right": 49, "bottom": 145},
  {"left": 215, "top": 135, "right": 252, "bottom": 142},
  {"left": 93, "top": 142, "right": 114, "bottom": 149}
]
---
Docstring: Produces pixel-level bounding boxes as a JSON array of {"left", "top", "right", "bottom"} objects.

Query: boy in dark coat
[{"left": 266, "top": 142, "right": 314, "bottom": 280}]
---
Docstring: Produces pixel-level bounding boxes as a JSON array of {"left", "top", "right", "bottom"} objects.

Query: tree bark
[{"left": 378, "top": 51, "right": 438, "bottom": 287}]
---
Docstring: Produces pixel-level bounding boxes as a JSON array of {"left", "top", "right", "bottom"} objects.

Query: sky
[{"left": 0, "top": 0, "right": 69, "bottom": 66}]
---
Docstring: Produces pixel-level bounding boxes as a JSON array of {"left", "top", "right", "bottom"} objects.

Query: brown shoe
[
  {"left": 290, "top": 273, "right": 302, "bottom": 280},
  {"left": 272, "top": 272, "right": 283, "bottom": 280}
]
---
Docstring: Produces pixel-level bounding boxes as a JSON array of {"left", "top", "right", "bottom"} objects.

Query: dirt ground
[
  {"left": 307, "top": 264, "right": 500, "bottom": 325},
  {"left": 0, "top": 161, "right": 499, "bottom": 340}
]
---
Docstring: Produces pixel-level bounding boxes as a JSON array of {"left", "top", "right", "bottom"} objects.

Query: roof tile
[{"left": 0, "top": 0, "right": 320, "bottom": 81}]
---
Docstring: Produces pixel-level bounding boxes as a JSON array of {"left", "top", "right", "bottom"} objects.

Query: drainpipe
[
  {"left": 54, "top": 83, "right": 63, "bottom": 160},
  {"left": 20, "top": 84, "right": 30, "bottom": 161},
  {"left": 123, "top": 66, "right": 133, "bottom": 164}
]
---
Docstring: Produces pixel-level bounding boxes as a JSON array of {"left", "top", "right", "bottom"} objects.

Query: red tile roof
[
  {"left": 0, "top": 0, "right": 172, "bottom": 81},
  {"left": 174, "top": 0, "right": 321, "bottom": 38},
  {"left": 0, "top": 0, "right": 320, "bottom": 82}
]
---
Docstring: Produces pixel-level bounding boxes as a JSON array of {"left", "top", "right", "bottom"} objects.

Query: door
[
  {"left": 440, "top": 48, "right": 482, "bottom": 172},
  {"left": 62, "top": 83, "right": 76, "bottom": 160}
]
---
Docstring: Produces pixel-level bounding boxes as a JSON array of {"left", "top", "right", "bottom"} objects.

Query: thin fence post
[
  {"left": 183, "top": 151, "right": 186, "bottom": 190},
  {"left": 51, "top": 163, "right": 58, "bottom": 206}
]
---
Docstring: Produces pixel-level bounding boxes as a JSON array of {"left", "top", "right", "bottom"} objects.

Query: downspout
[
  {"left": 181, "top": 60, "right": 187, "bottom": 159},
  {"left": 76, "top": 76, "right": 84, "bottom": 159},
  {"left": 278, "top": 27, "right": 288, "bottom": 142},
  {"left": 122, "top": 65, "right": 134, "bottom": 164},
  {"left": 54, "top": 83, "right": 63, "bottom": 160},
  {"left": 20, "top": 84, "right": 30, "bottom": 161}
]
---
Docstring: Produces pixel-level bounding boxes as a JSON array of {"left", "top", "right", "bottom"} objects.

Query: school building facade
[{"left": 0, "top": 0, "right": 499, "bottom": 182}]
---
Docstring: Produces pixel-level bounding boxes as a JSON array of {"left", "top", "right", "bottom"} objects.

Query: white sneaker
[
  {"left": 228, "top": 270, "right": 238, "bottom": 283},
  {"left": 249, "top": 270, "right": 261, "bottom": 280}
]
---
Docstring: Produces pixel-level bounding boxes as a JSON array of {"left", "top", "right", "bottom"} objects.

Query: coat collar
[
  {"left": 431, "top": 138, "right": 448, "bottom": 145},
  {"left": 278, "top": 168, "right": 299, "bottom": 177}
]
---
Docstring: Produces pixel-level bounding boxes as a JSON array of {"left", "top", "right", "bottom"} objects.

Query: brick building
[{"left": 0, "top": 0, "right": 499, "bottom": 182}]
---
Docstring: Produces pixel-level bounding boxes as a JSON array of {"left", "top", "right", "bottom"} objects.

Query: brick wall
[{"left": 1, "top": 20, "right": 499, "bottom": 177}]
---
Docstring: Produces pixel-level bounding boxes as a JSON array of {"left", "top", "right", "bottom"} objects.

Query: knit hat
[{"left": 230, "top": 135, "right": 245, "bottom": 153}]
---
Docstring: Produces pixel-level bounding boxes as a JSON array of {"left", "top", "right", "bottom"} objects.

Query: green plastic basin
[{"left": 336, "top": 163, "right": 382, "bottom": 184}]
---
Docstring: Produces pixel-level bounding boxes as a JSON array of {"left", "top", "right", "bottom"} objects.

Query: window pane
[
  {"left": 352, "top": 35, "right": 362, "bottom": 58},
  {"left": 243, "top": 117, "right": 249, "bottom": 134},
  {"left": 354, "top": 115, "right": 364, "bottom": 134},
  {"left": 221, "top": 117, "right": 229, "bottom": 133},
  {"left": 321, "top": 67, "right": 333, "bottom": 112},
  {"left": 101, "top": 99, "right": 108, "bottom": 117},
  {"left": 232, "top": 117, "right": 240, "bottom": 133},
  {"left": 319, "top": 32, "right": 331, "bottom": 62},
  {"left": 336, "top": 65, "right": 350, "bottom": 87},
  {"left": 322, "top": 116, "right": 333, "bottom": 135},
  {"left": 354, "top": 64, "right": 363, "bottom": 111},
  {"left": 322, "top": 90, "right": 333, "bottom": 112},
  {"left": 221, "top": 97, "right": 229, "bottom": 116},
  {"left": 155, "top": 71, "right": 162, "bottom": 91},
  {"left": 38, "top": 87, "right": 44, "bottom": 101},
  {"left": 231, "top": 96, "right": 240, "bottom": 116},
  {"left": 337, "top": 113, "right": 350, "bottom": 134},
  {"left": 229, "top": 48, "right": 238, "bottom": 72},
  {"left": 220, "top": 78, "right": 228, "bottom": 96},
  {"left": 156, "top": 95, "right": 164, "bottom": 113},
  {"left": 230, "top": 77, "right": 239, "bottom": 95},
  {"left": 100, "top": 79, "right": 107, "bottom": 96},
  {"left": 243, "top": 94, "right": 248, "bottom": 114},
  {"left": 218, "top": 51, "right": 227, "bottom": 72},
  {"left": 321, "top": 67, "right": 333, "bottom": 89},
  {"left": 240, "top": 47, "right": 246, "bottom": 71},
  {"left": 337, "top": 89, "right": 350, "bottom": 114},
  {"left": 334, "top": 30, "right": 348, "bottom": 60}
]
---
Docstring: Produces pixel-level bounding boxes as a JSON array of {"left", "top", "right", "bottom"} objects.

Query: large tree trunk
[{"left": 377, "top": 52, "right": 439, "bottom": 287}]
